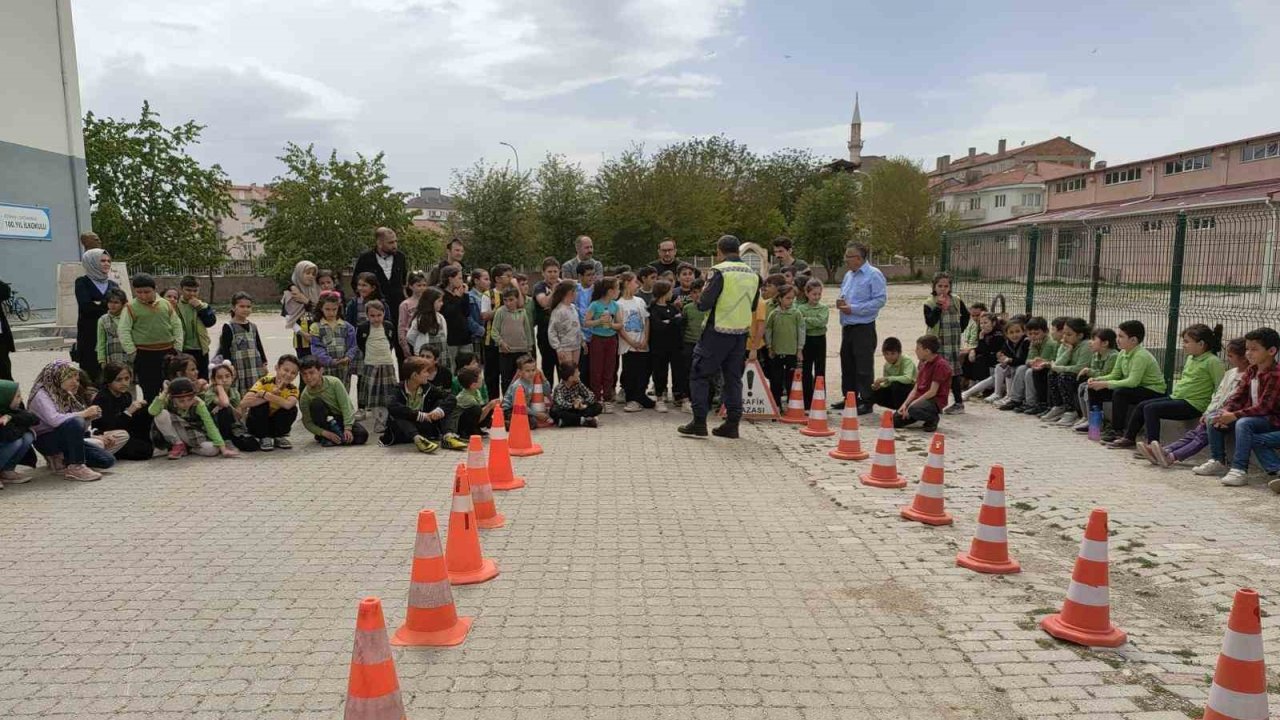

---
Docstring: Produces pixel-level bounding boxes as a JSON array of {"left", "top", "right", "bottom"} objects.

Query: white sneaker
[
  {"left": 624, "top": 401, "right": 642, "bottom": 413},
  {"left": 603, "top": 402, "right": 615, "bottom": 414},
  {"left": 656, "top": 400, "right": 669, "bottom": 413},
  {"left": 1193, "top": 459, "right": 1227, "bottom": 476},
  {"left": 1040, "top": 406, "right": 1066, "bottom": 423},
  {"left": 1054, "top": 412, "right": 1079, "bottom": 427},
  {"left": 1220, "top": 469, "right": 1248, "bottom": 487}
]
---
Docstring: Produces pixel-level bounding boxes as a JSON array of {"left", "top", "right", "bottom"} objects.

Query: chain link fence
[{"left": 942, "top": 205, "right": 1280, "bottom": 385}]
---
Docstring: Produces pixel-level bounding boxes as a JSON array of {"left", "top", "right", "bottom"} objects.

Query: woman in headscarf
[
  {"left": 27, "top": 359, "right": 116, "bottom": 482},
  {"left": 74, "top": 248, "right": 120, "bottom": 381},
  {"left": 282, "top": 260, "right": 321, "bottom": 358}
]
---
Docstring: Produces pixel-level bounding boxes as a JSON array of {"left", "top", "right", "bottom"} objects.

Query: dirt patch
[{"left": 830, "top": 580, "right": 932, "bottom": 616}]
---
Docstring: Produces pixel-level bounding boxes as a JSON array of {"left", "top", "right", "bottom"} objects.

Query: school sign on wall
[{"left": 0, "top": 202, "right": 53, "bottom": 240}]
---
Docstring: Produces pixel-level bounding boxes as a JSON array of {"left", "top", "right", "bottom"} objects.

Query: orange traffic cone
[
  {"left": 956, "top": 465, "right": 1021, "bottom": 574},
  {"left": 344, "top": 597, "right": 407, "bottom": 720},
  {"left": 445, "top": 468, "right": 499, "bottom": 585},
  {"left": 508, "top": 386, "right": 543, "bottom": 457},
  {"left": 900, "top": 433, "right": 952, "bottom": 525},
  {"left": 531, "top": 371, "right": 554, "bottom": 428},
  {"left": 466, "top": 439, "right": 504, "bottom": 529},
  {"left": 1040, "top": 508, "right": 1126, "bottom": 647},
  {"left": 780, "top": 370, "right": 806, "bottom": 424},
  {"left": 391, "top": 509, "right": 473, "bottom": 647},
  {"left": 860, "top": 411, "right": 906, "bottom": 489},
  {"left": 799, "top": 376, "right": 836, "bottom": 437},
  {"left": 1201, "top": 588, "right": 1268, "bottom": 720},
  {"left": 487, "top": 405, "right": 526, "bottom": 491},
  {"left": 828, "top": 392, "right": 869, "bottom": 461}
]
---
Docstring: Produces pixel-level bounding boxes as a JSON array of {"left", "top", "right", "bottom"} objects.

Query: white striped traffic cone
[
  {"left": 780, "top": 370, "right": 806, "bottom": 424},
  {"left": 956, "top": 465, "right": 1021, "bottom": 574},
  {"left": 1201, "top": 588, "right": 1268, "bottom": 720},
  {"left": 900, "top": 433, "right": 952, "bottom": 525},
  {"left": 860, "top": 411, "right": 906, "bottom": 489},
  {"left": 828, "top": 392, "right": 869, "bottom": 461},
  {"left": 1040, "top": 508, "right": 1126, "bottom": 647}
]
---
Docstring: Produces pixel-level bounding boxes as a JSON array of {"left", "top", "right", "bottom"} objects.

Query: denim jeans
[
  {"left": 33, "top": 417, "right": 116, "bottom": 469},
  {"left": 1211, "top": 416, "right": 1280, "bottom": 472},
  {"left": 0, "top": 431, "right": 35, "bottom": 471}
]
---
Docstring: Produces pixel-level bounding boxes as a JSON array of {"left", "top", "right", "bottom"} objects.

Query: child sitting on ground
[
  {"left": 999, "top": 316, "right": 1050, "bottom": 413},
  {"left": 1019, "top": 316, "right": 1065, "bottom": 416},
  {"left": 501, "top": 354, "right": 551, "bottom": 427},
  {"left": 550, "top": 362, "right": 601, "bottom": 428},
  {"left": 416, "top": 347, "right": 453, "bottom": 394},
  {"left": 148, "top": 378, "right": 238, "bottom": 459},
  {"left": 1145, "top": 337, "right": 1245, "bottom": 468},
  {"left": 381, "top": 355, "right": 462, "bottom": 453},
  {"left": 958, "top": 312, "right": 1003, "bottom": 403},
  {"left": 893, "top": 335, "right": 952, "bottom": 432},
  {"left": 1086, "top": 320, "right": 1166, "bottom": 443},
  {"left": 1041, "top": 318, "right": 1093, "bottom": 426},
  {"left": 90, "top": 362, "right": 153, "bottom": 461},
  {"left": 216, "top": 291, "right": 268, "bottom": 395},
  {"left": 1195, "top": 327, "right": 1280, "bottom": 488},
  {"left": 96, "top": 288, "right": 131, "bottom": 382},
  {"left": 0, "top": 380, "right": 38, "bottom": 484},
  {"left": 968, "top": 317, "right": 1026, "bottom": 405},
  {"left": 454, "top": 366, "right": 497, "bottom": 439},
  {"left": 239, "top": 354, "right": 301, "bottom": 451},
  {"left": 298, "top": 356, "right": 368, "bottom": 447},
  {"left": 203, "top": 362, "right": 260, "bottom": 453},
  {"left": 1113, "top": 323, "right": 1224, "bottom": 449},
  {"left": 872, "top": 337, "right": 916, "bottom": 411},
  {"left": 1071, "top": 328, "right": 1118, "bottom": 431}
]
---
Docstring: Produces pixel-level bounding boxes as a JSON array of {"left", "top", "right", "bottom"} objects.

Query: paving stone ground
[{"left": 1, "top": 286, "right": 1277, "bottom": 719}]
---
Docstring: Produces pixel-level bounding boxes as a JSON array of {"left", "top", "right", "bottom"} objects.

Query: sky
[{"left": 72, "top": 0, "right": 1280, "bottom": 194}]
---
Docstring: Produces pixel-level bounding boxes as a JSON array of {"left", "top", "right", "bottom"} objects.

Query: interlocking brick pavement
[{"left": 1, "top": 290, "right": 1278, "bottom": 719}]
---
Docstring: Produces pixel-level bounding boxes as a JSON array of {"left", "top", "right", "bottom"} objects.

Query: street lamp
[{"left": 499, "top": 141, "right": 520, "bottom": 174}]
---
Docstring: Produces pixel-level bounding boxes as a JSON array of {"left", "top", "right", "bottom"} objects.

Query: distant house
[
  {"left": 934, "top": 161, "right": 1081, "bottom": 227},
  {"left": 927, "top": 136, "right": 1095, "bottom": 186},
  {"left": 219, "top": 184, "right": 271, "bottom": 259},
  {"left": 406, "top": 187, "right": 456, "bottom": 232}
]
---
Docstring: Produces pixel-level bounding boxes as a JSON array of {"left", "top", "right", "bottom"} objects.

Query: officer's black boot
[
  {"left": 711, "top": 416, "right": 740, "bottom": 439},
  {"left": 678, "top": 417, "right": 709, "bottom": 437}
]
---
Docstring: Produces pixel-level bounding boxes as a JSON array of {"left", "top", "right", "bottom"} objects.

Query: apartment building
[
  {"left": 218, "top": 184, "right": 271, "bottom": 259},
  {"left": 934, "top": 160, "right": 1080, "bottom": 227}
]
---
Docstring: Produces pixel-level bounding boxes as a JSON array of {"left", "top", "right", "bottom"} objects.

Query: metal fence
[
  {"left": 131, "top": 257, "right": 272, "bottom": 278},
  {"left": 942, "top": 205, "right": 1280, "bottom": 386}
]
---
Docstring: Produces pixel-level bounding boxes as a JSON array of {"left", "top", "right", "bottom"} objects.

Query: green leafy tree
[
  {"left": 754, "top": 148, "right": 824, "bottom": 225},
  {"left": 83, "top": 101, "right": 231, "bottom": 270},
  {"left": 534, "top": 154, "right": 596, "bottom": 262},
  {"left": 861, "top": 157, "right": 944, "bottom": 274},
  {"left": 593, "top": 146, "right": 660, "bottom": 266},
  {"left": 790, "top": 173, "right": 860, "bottom": 279},
  {"left": 450, "top": 161, "right": 537, "bottom": 271},
  {"left": 254, "top": 143, "right": 421, "bottom": 283}
]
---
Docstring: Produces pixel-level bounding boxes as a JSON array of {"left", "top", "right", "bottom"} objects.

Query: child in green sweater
[
  {"left": 453, "top": 366, "right": 496, "bottom": 439},
  {"left": 148, "top": 378, "right": 237, "bottom": 459},
  {"left": 1114, "top": 323, "right": 1224, "bottom": 448},
  {"left": 764, "top": 285, "right": 805, "bottom": 409},
  {"left": 1042, "top": 318, "right": 1093, "bottom": 425},
  {"left": 679, "top": 279, "right": 709, "bottom": 411},
  {"left": 1086, "top": 320, "right": 1167, "bottom": 443},
  {"left": 298, "top": 356, "right": 369, "bottom": 447},
  {"left": 1071, "top": 328, "right": 1117, "bottom": 431},
  {"left": 119, "top": 273, "right": 184, "bottom": 402},
  {"left": 797, "top": 279, "right": 829, "bottom": 410},
  {"left": 871, "top": 336, "right": 916, "bottom": 410}
]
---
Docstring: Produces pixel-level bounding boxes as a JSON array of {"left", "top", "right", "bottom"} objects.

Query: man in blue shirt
[{"left": 833, "top": 242, "right": 887, "bottom": 415}]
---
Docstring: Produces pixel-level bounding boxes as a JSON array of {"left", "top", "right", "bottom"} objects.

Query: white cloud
[{"left": 632, "top": 72, "right": 721, "bottom": 99}]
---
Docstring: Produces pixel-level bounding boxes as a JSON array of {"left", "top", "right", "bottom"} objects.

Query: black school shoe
[
  {"left": 1021, "top": 404, "right": 1047, "bottom": 415},
  {"left": 677, "top": 420, "right": 708, "bottom": 437},
  {"left": 998, "top": 401, "right": 1024, "bottom": 412},
  {"left": 921, "top": 421, "right": 939, "bottom": 432},
  {"left": 711, "top": 420, "right": 740, "bottom": 439}
]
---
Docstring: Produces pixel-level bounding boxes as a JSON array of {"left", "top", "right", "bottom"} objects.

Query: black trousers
[
  {"left": 134, "top": 348, "right": 172, "bottom": 402},
  {"left": 1048, "top": 372, "right": 1081, "bottom": 409},
  {"left": 211, "top": 406, "right": 261, "bottom": 452},
  {"left": 307, "top": 398, "right": 369, "bottom": 445},
  {"left": 551, "top": 403, "right": 602, "bottom": 427},
  {"left": 381, "top": 416, "right": 444, "bottom": 445},
  {"left": 839, "top": 323, "right": 876, "bottom": 410},
  {"left": 246, "top": 404, "right": 299, "bottom": 439},
  {"left": 650, "top": 346, "right": 680, "bottom": 399},
  {"left": 678, "top": 342, "right": 697, "bottom": 400},
  {"left": 484, "top": 344, "right": 502, "bottom": 402},
  {"left": 456, "top": 406, "right": 487, "bottom": 438},
  {"left": 621, "top": 352, "right": 655, "bottom": 407},
  {"left": 1125, "top": 396, "right": 1195, "bottom": 442},
  {"left": 691, "top": 332, "right": 746, "bottom": 421},
  {"left": 536, "top": 323, "right": 556, "bottom": 385},
  {"left": 1029, "top": 367, "right": 1050, "bottom": 407},
  {"left": 769, "top": 353, "right": 798, "bottom": 409},
  {"left": 0, "top": 346, "right": 11, "bottom": 382},
  {"left": 801, "top": 334, "right": 826, "bottom": 410},
  {"left": 1088, "top": 386, "right": 1165, "bottom": 432},
  {"left": 499, "top": 351, "right": 525, "bottom": 393},
  {"left": 872, "top": 383, "right": 912, "bottom": 411},
  {"left": 893, "top": 399, "right": 940, "bottom": 428}
]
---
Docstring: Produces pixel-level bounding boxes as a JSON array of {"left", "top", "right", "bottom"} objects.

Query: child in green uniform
[
  {"left": 764, "top": 285, "right": 805, "bottom": 409},
  {"left": 1086, "top": 320, "right": 1167, "bottom": 443},
  {"left": 797, "top": 279, "right": 829, "bottom": 410},
  {"left": 871, "top": 337, "right": 916, "bottom": 411}
]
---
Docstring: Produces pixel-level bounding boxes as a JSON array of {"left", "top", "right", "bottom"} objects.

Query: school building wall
[{"left": 0, "top": 0, "right": 90, "bottom": 311}]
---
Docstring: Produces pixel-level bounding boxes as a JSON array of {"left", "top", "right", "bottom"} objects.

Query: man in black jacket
[{"left": 352, "top": 228, "right": 409, "bottom": 362}]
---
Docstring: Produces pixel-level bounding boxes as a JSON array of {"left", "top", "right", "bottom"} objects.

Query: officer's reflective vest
[{"left": 709, "top": 259, "right": 759, "bottom": 334}]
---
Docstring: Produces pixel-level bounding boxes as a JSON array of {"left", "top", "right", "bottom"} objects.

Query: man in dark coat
[{"left": 352, "top": 227, "right": 409, "bottom": 363}]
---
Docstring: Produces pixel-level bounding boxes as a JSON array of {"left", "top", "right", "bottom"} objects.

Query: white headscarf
[
  {"left": 82, "top": 249, "right": 110, "bottom": 283},
  {"left": 284, "top": 260, "right": 320, "bottom": 329}
]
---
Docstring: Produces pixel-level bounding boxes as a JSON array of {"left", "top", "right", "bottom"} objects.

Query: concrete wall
[
  {"left": 0, "top": 0, "right": 89, "bottom": 310},
  {"left": 153, "top": 275, "right": 284, "bottom": 306}
]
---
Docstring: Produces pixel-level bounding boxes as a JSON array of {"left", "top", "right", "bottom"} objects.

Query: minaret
[{"left": 847, "top": 93, "right": 863, "bottom": 165}]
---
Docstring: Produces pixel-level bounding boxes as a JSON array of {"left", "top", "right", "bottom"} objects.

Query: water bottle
[{"left": 1088, "top": 407, "right": 1103, "bottom": 442}]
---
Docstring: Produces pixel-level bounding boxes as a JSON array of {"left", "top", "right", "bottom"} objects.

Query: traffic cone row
[
  {"left": 780, "top": 370, "right": 807, "bottom": 424},
  {"left": 828, "top": 392, "right": 869, "bottom": 461}
]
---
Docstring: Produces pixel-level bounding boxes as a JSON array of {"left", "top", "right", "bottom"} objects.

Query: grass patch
[{"left": 1011, "top": 501, "right": 1035, "bottom": 511}]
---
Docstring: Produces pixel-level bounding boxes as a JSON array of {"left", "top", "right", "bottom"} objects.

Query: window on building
[
  {"left": 1164, "top": 153, "right": 1211, "bottom": 175},
  {"left": 934, "top": 201, "right": 945, "bottom": 214},
  {"left": 1190, "top": 216, "right": 1216, "bottom": 231},
  {"left": 968, "top": 197, "right": 981, "bottom": 211},
  {"left": 1104, "top": 167, "right": 1142, "bottom": 185},
  {"left": 1141, "top": 219, "right": 1163, "bottom": 232},
  {"left": 1006, "top": 234, "right": 1019, "bottom": 250},
  {"left": 1242, "top": 140, "right": 1280, "bottom": 162},
  {"left": 1020, "top": 192, "right": 1042, "bottom": 207},
  {"left": 994, "top": 194, "right": 1007, "bottom": 208},
  {"left": 1053, "top": 178, "right": 1085, "bottom": 193}
]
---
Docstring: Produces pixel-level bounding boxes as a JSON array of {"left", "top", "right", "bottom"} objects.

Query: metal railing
[
  {"left": 131, "top": 257, "right": 273, "bottom": 278},
  {"left": 942, "top": 205, "right": 1280, "bottom": 386}
]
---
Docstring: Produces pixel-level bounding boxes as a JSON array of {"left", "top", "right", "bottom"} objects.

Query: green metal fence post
[
  {"left": 1024, "top": 226, "right": 1040, "bottom": 314},
  {"left": 939, "top": 232, "right": 950, "bottom": 273},
  {"left": 1088, "top": 228, "right": 1103, "bottom": 326},
  {"left": 1163, "top": 212, "right": 1188, "bottom": 389}
]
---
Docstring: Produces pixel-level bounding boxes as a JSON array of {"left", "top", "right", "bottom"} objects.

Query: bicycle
[{"left": 1, "top": 284, "right": 31, "bottom": 322}]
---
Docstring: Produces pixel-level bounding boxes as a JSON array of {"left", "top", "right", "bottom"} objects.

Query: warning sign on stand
[{"left": 733, "top": 359, "right": 781, "bottom": 421}]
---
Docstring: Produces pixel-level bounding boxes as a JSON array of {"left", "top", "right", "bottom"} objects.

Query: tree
[
  {"left": 254, "top": 143, "right": 421, "bottom": 283},
  {"left": 860, "top": 157, "right": 946, "bottom": 274},
  {"left": 534, "top": 154, "right": 596, "bottom": 263},
  {"left": 754, "top": 148, "right": 824, "bottom": 225},
  {"left": 450, "top": 161, "right": 537, "bottom": 271},
  {"left": 84, "top": 101, "right": 231, "bottom": 270},
  {"left": 790, "top": 173, "right": 859, "bottom": 279},
  {"left": 593, "top": 146, "right": 660, "bottom": 267}
]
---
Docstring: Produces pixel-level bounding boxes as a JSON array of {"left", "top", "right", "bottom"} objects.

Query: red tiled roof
[
  {"left": 937, "top": 161, "right": 1082, "bottom": 195},
  {"left": 930, "top": 136, "right": 1095, "bottom": 175}
]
